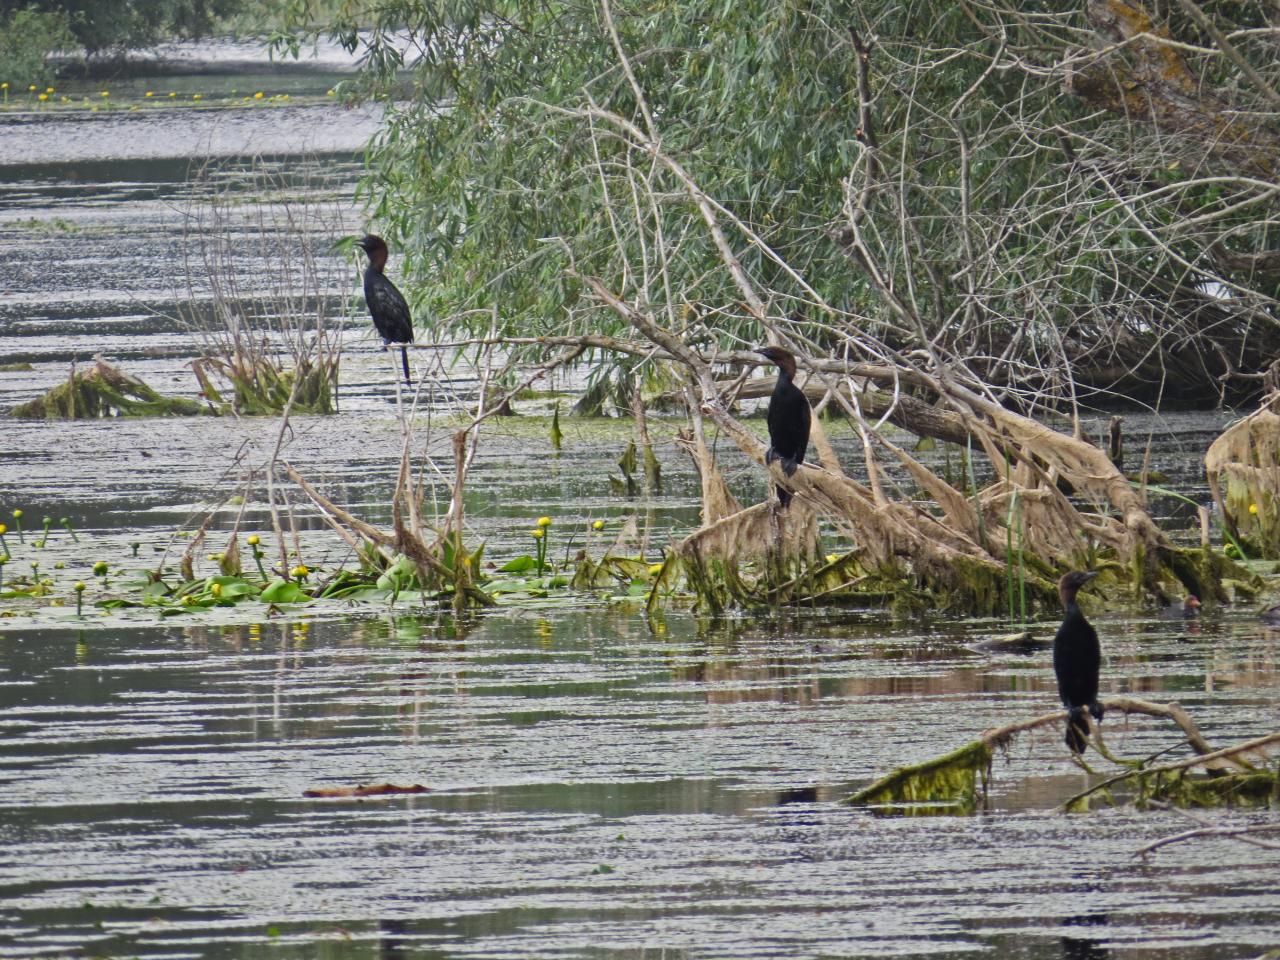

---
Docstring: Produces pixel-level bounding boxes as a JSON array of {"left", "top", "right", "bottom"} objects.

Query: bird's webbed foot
[
  {"left": 780, "top": 457, "right": 800, "bottom": 477},
  {"left": 1089, "top": 701, "right": 1105, "bottom": 724},
  {"left": 765, "top": 447, "right": 778, "bottom": 466}
]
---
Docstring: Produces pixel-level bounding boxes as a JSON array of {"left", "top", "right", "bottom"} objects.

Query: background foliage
[{"left": 0, "top": 0, "right": 247, "bottom": 83}]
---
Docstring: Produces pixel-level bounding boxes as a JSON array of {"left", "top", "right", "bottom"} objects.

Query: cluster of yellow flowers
[{"left": 1, "top": 84, "right": 304, "bottom": 109}]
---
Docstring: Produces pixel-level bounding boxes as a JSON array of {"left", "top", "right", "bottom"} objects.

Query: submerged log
[
  {"left": 846, "top": 696, "right": 1278, "bottom": 815},
  {"left": 12, "top": 358, "right": 206, "bottom": 419}
]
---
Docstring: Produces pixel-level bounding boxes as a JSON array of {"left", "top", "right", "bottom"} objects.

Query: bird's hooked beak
[{"left": 1082, "top": 571, "right": 1100, "bottom": 583}]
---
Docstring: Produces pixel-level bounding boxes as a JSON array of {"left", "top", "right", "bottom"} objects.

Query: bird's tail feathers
[
  {"left": 1064, "top": 706, "right": 1090, "bottom": 755},
  {"left": 400, "top": 345, "right": 411, "bottom": 386}
]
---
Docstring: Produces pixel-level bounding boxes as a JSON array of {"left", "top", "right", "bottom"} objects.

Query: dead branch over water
[{"left": 847, "top": 695, "right": 1280, "bottom": 815}]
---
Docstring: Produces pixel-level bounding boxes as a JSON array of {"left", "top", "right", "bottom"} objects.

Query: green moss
[
  {"left": 847, "top": 740, "right": 993, "bottom": 815},
  {"left": 12, "top": 362, "right": 206, "bottom": 419}
]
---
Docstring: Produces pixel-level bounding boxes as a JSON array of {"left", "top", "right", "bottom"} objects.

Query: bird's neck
[{"left": 365, "top": 252, "right": 388, "bottom": 274}]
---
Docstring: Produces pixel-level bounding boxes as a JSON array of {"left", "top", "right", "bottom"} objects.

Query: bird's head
[
  {"left": 1058, "top": 570, "right": 1098, "bottom": 609},
  {"left": 1184, "top": 594, "right": 1202, "bottom": 611},
  {"left": 356, "top": 234, "right": 389, "bottom": 266},
  {"left": 757, "top": 345, "right": 797, "bottom": 379}
]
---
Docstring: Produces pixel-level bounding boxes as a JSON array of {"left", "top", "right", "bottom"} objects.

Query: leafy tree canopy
[{"left": 1, "top": 0, "right": 246, "bottom": 55}]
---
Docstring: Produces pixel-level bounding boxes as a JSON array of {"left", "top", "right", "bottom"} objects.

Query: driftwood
[
  {"left": 846, "top": 696, "right": 1278, "bottom": 815},
  {"left": 302, "top": 783, "right": 429, "bottom": 798}
]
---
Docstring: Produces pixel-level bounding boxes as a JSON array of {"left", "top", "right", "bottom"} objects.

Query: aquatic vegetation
[
  {"left": 1207, "top": 400, "right": 1280, "bottom": 560},
  {"left": 11, "top": 359, "right": 205, "bottom": 419}
]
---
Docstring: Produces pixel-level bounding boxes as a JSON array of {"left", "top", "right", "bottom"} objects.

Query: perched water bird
[
  {"left": 1053, "top": 570, "right": 1103, "bottom": 755},
  {"left": 758, "top": 345, "right": 811, "bottom": 507},
  {"left": 356, "top": 234, "right": 413, "bottom": 385}
]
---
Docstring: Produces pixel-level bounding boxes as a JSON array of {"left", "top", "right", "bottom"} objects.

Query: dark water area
[{"left": 1, "top": 38, "right": 1278, "bottom": 960}]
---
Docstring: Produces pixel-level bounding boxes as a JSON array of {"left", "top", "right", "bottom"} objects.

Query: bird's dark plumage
[
  {"left": 356, "top": 234, "right": 413, "bottom": 385},
  {"left": 1053, "top": 571, "right": 1102, "bottom": 754},
  {"left": 758, "top": 345, "right": 811, "bottom": 508}
]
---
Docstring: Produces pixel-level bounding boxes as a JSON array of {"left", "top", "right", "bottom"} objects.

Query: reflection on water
[{"left": 1061, "top": 912, "right": 1111, "bottom": 960}]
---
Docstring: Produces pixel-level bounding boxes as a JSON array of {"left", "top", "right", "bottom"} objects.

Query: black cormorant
[
  {"left": 356, "top": 234, "right": 413, "bottom": 385},
  {"left": 1053, "top": 570, "right": 1102, "bottom": 755},
  {"left": 758, "top": 345, "right": 811, "bottom": 508}
]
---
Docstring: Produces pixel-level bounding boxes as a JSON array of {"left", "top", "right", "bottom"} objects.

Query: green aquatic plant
[
  {"left": 60, "top": 517, "right": 78, "bottom": 542},
  {"left": 246, "top": 534, "right": 268, "bottom": 581},
  {"left": 550, "top": 402, "right": 563, "bottom": 451},
  {"left": 11, "top": 509, "right": 22, "bottom": 543},
  {"left": 73, "top": 581, "right": 85, "bottom": 617},
  {"left": 531, "top": 520, "right": 549, "bottom": 576},
  {"left": 36, "top": 516, "right": 51, "bottom": 548},
  {"left": 610, "top": 442, "right": 639, "bottom": 497},
  {"left": 93, "top": 560, "right": 109, "bottom": 589}
]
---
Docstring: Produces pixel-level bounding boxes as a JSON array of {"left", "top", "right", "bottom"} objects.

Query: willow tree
[
  {"left": 279, "top": 0, "right": 1280, "bottom": 407},
  {"left": 270, "top": 0, "right": 1273, "bottom": 608}
]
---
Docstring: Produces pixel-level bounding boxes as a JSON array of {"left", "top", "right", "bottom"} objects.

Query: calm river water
[{"left": 0, "top": 40, "right": 1277, "bottom": 960}]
